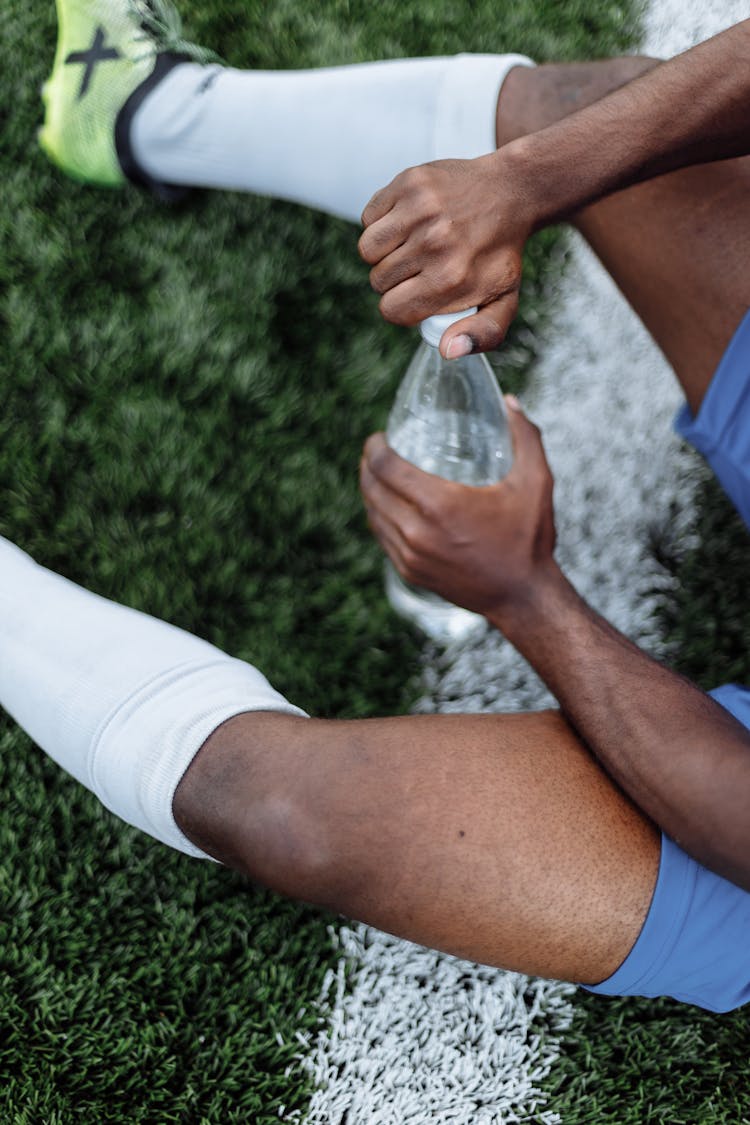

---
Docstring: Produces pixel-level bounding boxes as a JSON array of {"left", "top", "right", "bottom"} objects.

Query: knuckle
[
  {"left": 369, "top": 444, "right": 390, "bottom": 476},
  {"left": 477, "top": 313, "right": 505, "bottom": 347},
  {"left": 379, "top": 292, "right": 410, "bottom": 326},
  {"left": 534, "top": 462, "right": 554, "bottom": 499},
  {"left": 367, "top": 227, "right": 390, "bottom": 254},
  {"left": 495, "top": 260, "right": 521, "bottom": 296},
  {"left": 357, "top": 229, "right": 377, "bottom": 262},
  {"left": 433, "top": 261, "right": 466, "bottom": 295},
  {"left": 404, "top": 164, "right": 430, "bottom": 189},
  {"left": 502, "top": 253, "right": 522, "bottom": 281},
  {"left": 402, "top": 517, "right": 435, "bottom": 562},
  {"left": 400, "top": 518, "right": 423, "bottom": 553},
  {"left": 416, "top": 490, "right": 446, "bottom": 525},
  {"left": 404, "top": 177, "right": 442, "bottom": 215},
  {"left": 372, "top": 257, "right": 413, "bottom": 296},
  {"left": 359, "top": 201, "right": 374, "bottom": 227},
  {"left": 423, "top": 217, "right": 453, "bottom": 251},
  {"left": 369, "top": 266, "right": 386, "bottom": 295},
  {"left": 399, "top": 546, "right": 421, "bottom": 579}
]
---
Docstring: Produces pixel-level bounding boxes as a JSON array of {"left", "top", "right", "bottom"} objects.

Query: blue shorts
[{"left": 586, "top": 310, "right": 750, "bottom": 1013}]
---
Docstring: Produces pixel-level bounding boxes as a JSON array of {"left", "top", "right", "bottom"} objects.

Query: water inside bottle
[
  {"left": 385, "top": 412, "right": 508, "bottom": 642},
  {"left": 388, "top": 411, "right": 509, "bottom": 487}
]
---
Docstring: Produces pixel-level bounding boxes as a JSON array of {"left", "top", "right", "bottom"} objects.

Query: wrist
[
  {"left": 498, "top": 132, "right": 585, "bottom": 232},
  {"left": 484, "top": 559, "right": 573, "bottom": 640},
  {"left": 487, "top": 140, "right": 546, "bottom": 232},
  {"left": 499, "top": 106, "right": 640, "bottom": 229}
]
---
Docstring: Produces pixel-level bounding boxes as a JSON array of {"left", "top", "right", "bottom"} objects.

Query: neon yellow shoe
[{"left": 39, "top": 0, "right": 215, "bottom": 192}]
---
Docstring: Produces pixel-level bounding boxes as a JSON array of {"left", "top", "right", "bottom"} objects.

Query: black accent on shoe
[
  {"left": 66, "top": 26, "right": 122, "bottom": 101},
  {"left": 114, "top": 51, "right": 193, "bottom": 203}
]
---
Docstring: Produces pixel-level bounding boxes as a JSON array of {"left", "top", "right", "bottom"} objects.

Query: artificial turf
[{"left": 1, "top": 0, "right": 749, "bottom": 1120}]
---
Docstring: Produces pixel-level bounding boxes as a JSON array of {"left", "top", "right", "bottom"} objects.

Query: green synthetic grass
[{"left": 2, "top": 0, "right": 750, "bottom": 1120}]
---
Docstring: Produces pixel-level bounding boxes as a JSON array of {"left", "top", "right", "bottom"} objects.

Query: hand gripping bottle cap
[{"left": 419, "top": 309, "right": 478, "bottom": 348}]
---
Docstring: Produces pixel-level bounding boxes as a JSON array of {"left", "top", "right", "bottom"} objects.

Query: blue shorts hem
[
  {"left": 580, "top": 684, "right": 750, "bottom": 1013},
  {"left": 582, "top": 834, "right": 696, "bottom": 1001}
]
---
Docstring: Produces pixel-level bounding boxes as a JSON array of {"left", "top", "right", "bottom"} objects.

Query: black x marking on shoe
[{"left": 66, "top": 26, "right": 122, "bottom": 100}]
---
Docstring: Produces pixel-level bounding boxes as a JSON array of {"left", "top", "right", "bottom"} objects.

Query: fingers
[
  {"left": 360, "top": 163, "right": 444, "bottom": 261},
  {"left": 365, "top": 502, "right": 415, "bottom": 578},
  {"left": 438, "top": 295, "right": 520, "bottom": 358},
  {"left": 360, "top": 178, "right": 402, "bottom": 236},
  {"left": 359, "top": 185, "right": 411, "bottom": 265},
  {"left": 361, "top": 407, "right": 555, "bottom": 603},
  {"left": 374, "top": 274, "right": 519, "bottom": 338},
  {"left": 368, "top": 240, "right": 420, "bottom": 297},
  {"left": 360, "top": 444, "right": 420, "bottom": 530},
  {"left": 360, "top": 436, "right": 428, "bottom": 578},
  {"left": 360, "top": 432, "right": 442, "bottom": 504},
  {"left": 364, "top": 212, "right": 497, "bottom": 330}
]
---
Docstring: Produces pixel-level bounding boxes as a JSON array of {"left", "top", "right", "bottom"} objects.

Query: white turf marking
[{"left": 298, "top": 3, "right": 747, "bottom": 1121}]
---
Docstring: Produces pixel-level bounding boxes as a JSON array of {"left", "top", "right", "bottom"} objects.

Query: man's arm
[
  {"left": 358, "top": 19, "right": 750, "bottom": 356},
  {"left": 494, "top": 567, "right": 750, "bottom": 893},
  {"left": 360, "top": 400, "right": 750, "bottom": 891}
]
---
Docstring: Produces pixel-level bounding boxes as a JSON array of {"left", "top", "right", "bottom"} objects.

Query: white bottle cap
[{"left": 420, "top": 309, "right": 478, "bottom": 348}]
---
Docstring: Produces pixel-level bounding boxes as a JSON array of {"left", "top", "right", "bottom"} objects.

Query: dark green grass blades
[
  {"left": 550, "top": 992, "right": 750, "bottom": 1124},
  {"left": 0, "top": 730, "right": 333, "bottom": 1122},
  {"left": 656, "top": 473, "right": 750, "bottom": 692}
]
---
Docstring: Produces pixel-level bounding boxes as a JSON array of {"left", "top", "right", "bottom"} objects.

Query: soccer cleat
[{"left": 39, "top": 0, "right": 216, "bottom": 192}]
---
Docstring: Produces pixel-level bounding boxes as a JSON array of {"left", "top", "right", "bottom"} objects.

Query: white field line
[{"left": 296, "top": 3, "right": 747, "bottom": 1121}]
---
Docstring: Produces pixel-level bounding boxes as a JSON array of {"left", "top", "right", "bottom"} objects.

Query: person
[{"left": 14, "top": 0, "right": 749, "bottom": 1012}]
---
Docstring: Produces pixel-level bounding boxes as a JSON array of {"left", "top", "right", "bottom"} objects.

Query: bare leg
[
  {"left": 498, "top": 59, "right": 750, "bottom": 414},
  {"left": 0, "top": 534, "right": 656, "bottom": 988},
  {"left": 174, "top": 708, "right": 658, "bottom": 986}
]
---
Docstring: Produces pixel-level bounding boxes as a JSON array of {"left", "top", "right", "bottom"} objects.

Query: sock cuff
[
  {"left": 115, "top": 52, "right": 196, "bottom": 201},
  {"left": 433, "top": 53, "right": 535, "bottom": 159},
  {"left": 90, "top": 656, "right": 307, "bottom": 859}
]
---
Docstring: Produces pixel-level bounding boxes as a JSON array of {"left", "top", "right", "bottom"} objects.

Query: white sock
[
  {"left": 0, "top": 538, "right": 306, "bottom": 858},
  {"left": 130, "top": 53, "right": 533, "bottom": 222}
]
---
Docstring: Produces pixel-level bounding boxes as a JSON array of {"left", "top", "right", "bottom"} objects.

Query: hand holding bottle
[
  {"left": 360, "top": 395, "right": 557, "bottom": 621},
  {"left": 380, "top": 311, "right": 513, "bottom": 640}
]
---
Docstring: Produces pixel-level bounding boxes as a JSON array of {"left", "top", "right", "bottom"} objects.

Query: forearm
[
  {"left": 488, "top": 564, "right": 750, "bottom": 890},
  {"left": 502, "top": 19, "right": 750, "bottom": 227}
]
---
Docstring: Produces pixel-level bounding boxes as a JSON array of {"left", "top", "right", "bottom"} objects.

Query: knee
[
  {"left": 242, "top": 788, "right": 342, "bottom": 907},
  {"left": 174, "top": 711, "right": 343, "bottom": 905}
]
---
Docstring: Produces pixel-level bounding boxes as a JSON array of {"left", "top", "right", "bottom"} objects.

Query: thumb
[
  {"left": 504, "top": 394, "right": 550, "bottom": 476},
  {"left": 439, "top": 293, "right": 520, "bottom": 358}
]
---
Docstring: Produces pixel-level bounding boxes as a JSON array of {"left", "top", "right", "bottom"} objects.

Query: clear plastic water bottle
[{"left": 385, "top": 310, "right": 513, "bottom": 642}]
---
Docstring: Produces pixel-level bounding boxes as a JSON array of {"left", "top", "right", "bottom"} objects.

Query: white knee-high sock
[
  {"left": 130, "top": 53, "right": 533, "bottom": 222},
  {"left": 0, "top": 538, "right": 306, "bottom": 858}
]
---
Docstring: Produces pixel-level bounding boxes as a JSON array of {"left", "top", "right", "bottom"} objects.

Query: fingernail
[
  {"left": 445, "top": 334, "right": 473, "bottom": 359},
  {"left": 505, "top": 394, "right": 522, "bottom": 411}
]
